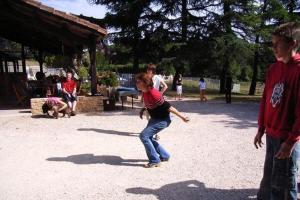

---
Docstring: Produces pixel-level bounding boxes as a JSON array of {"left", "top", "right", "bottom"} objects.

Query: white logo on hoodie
[{"left": 270, "top": 82, "right": 284, "bottom": 107}]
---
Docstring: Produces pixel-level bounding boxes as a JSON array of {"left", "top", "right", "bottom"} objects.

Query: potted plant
[
  {"left": 77, "top": 66, "right": 89, "bottom": 95},
  {"left": 97, "top": 71, "right": 119, "bottom": 110}
]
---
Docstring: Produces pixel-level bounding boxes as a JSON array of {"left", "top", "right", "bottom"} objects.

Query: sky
[{"left": 40, "top": 0, "right": 107, "bottom": 19}]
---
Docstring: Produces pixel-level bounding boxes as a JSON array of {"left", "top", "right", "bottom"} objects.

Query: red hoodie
[{"left": 258, "top": 54, "right": 300, "bottom": 146}]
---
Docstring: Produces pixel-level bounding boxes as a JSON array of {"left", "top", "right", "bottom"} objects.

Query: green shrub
[
  {"left": 79, "top": 82, "right": 91, "bottom": 94},
  {"left": 77, "top": 66, "right": 89, "bottom": 79},
  {"left": 97, "top": 71, "right": 119, "bottom": 87}
]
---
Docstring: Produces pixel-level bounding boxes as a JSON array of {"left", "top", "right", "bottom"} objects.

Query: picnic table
[{"left": 117, "top": 87, "right": 139, "bottom": 109}]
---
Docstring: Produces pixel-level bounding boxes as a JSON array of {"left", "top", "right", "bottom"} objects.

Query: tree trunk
[
  {"left": 288, "top": 0, "right": 296, "bottom": 14},
  {"left": 132, "top": 20, "right": 140, "bottom": 74},
  {"left": 181, "top": 0, "right": 188, "bottom": 42},
  {"left": 220, "top": 1, "right": 232, "bottom": 93},
  {"left": 249, "top": 0, "right": 267, "bottom": 95},
  {"left": 220, "top": 58, "right": 229, "bottom": 93},
  {"left": 249, "top": 36, "right": 259, "bottom": 95},
  {"left": 172, "top": 71, "right": 179, "bottom": 91}
]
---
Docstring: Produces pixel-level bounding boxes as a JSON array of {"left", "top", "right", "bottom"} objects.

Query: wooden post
[
  {"left": 13, "top": 61, "right": 17, "bottom": 73},
  {"left": 16, "top": 60, "right": 20, "bottom": 72},
  {"left": 89, "top": 39, "right": 97, "bottom": 95},
  {"left": 0, "top": 57, "right": 3, "bottom": 74},
  {"left": 76, "top": 52, "right": 83, "bottom": 69},
  {"left": 4, "top": 59, "right": 8, "bottom": 73},
  {"left": 21, "top": 44, "right": 26, "bottom": 74},
  {"left": 38, "top": 50, "right": 44, "bottom": 73}
]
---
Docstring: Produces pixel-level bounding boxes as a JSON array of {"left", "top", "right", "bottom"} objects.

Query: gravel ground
[{"left": 0, "top": 99, "right": 265, "bottom": 200}]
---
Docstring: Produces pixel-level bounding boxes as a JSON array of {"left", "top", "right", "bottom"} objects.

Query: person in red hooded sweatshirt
[{"left": 254, "top": 22, "right": 300, "bottom": 200}]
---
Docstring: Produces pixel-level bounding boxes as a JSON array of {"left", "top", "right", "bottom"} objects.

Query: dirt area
[{"left": 0, "top": 99, "right": 265, "bottom": 200}]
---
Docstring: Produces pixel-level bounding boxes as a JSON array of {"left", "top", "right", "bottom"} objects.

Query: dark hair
[
  {"left": 200, "top": 77, "right": 204, "bottom": 82},
  {"left": 272, "top": 22, "right": 300, "bottom": 50},
  {"left": 36, "top": 72, "right": 45, "bottom": 80},
  {"left": 135, "top": 73, "right": 153, "bottom": 88},
  {"left": 42, "top": 103, "right": 52, "bottom": 114},
  {"left": 147, "top": 63, "right": 156, "bottom": 74}
]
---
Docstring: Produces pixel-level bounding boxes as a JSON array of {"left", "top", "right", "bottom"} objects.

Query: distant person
[
  {"left": 146, "top": 63, "right": 168, "bottom": 94},
  {"left": 175, "top": 74, "right": 183, "bottom": 100},
  {"left": 62, "top": 72, "right": 77, "bottom": 116},
  {"left": 225, "top": 74, "right": 232, "bottom": 104},
  {"left": 136, "top": 73, "right": 189, "bottom": 168},
  {"left": 53, "top": 75, "right": 62, "bottom": 97},
  {"left": 35, "top": 71, "right": 46, "bottom": 97},
  {"left": 254, "top": 22, "right": 300, "bottom": 200},
  {"left": 199, "top": 77, "right": 207, "bottom": 102}
]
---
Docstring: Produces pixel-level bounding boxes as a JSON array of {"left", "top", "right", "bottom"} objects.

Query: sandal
[{"left": 143, "top": 162, "right": 161, "bottom": 168}]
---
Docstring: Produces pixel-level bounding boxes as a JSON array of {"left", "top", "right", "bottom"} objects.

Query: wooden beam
[
  {"left": 21, "top": 44, "right": 26, "bottom": 74},
  {"left": 0, "top": 11, "right": 82, "bottom": 48},
  {"left": 0, "top": 22, "right": 62, "bottom": 54},
  {"left": 89, "top": 39, "right": 97, "bottom": 95},
  {"left": 9, "top": 0, "right": 106, "bottom": 36},
  {"left": 0, "top": 9, "right": 84, "bottom": 54}
]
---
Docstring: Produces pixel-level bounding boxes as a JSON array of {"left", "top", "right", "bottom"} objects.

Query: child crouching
[{"left": 42, "top": 97, "right": 70, "bottom": 119}]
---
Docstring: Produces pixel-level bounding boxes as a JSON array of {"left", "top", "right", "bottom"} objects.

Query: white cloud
[{"left": 40, "top": 0, "right": 107, "bottom": 19}]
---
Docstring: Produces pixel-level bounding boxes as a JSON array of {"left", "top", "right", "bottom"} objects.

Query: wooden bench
[{"left": 30, "top": 96, "right": 107, "bottom": 115}]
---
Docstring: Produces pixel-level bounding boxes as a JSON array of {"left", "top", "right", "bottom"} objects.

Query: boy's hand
[
  {"left": 254, "top": 131, "right": 264, "bottom": 149},
  {"left": 139, "top": 108, "right": 146, "bottom": 119},
  {"left": 275, "top": 142, "right": 293, "bottom": 159},
  {"left": 182, "top": 116, "right": 189, "bottom": 123}
]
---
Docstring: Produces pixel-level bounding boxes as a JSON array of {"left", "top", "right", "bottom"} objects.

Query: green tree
[{"left": 89, "top": 0, "right": 151, "bottom": 73}]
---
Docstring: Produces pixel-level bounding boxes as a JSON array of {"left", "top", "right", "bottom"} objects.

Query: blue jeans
[
  {"left": 257, "top": 135, "right": 300, "bottom": 200},
  {"left": 139, "top": 116, "right": 171, "bottom": 164}
]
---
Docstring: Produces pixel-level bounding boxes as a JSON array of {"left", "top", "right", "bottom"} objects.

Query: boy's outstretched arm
[{"left": 168, "top": 106, "right": 189, "bottom": 122}]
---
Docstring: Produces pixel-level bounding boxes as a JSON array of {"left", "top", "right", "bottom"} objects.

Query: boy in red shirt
[
  {"left": 62, "top": 72, "right": 77, "bottom": 116},
  {"left": 254, "top": 22, "right": 300, "bottom": 200}
]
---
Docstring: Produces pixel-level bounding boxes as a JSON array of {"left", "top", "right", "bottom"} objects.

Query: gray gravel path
[{"left": 0, "top": 99, "right": 264, "bottom": 200}]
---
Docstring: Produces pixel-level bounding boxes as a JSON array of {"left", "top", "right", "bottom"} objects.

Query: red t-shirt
[
  {"left": 62, "top": 79, "right": 76, "bottom": 93},
  {"left": 258, "top": 54, "right": 300, "bottom": 145},
  {"left": 143, "top": 88, "right": 164, "bottom": 109},
  {"left": 143, "top": 88, "right": 171, "bottom": 119}
]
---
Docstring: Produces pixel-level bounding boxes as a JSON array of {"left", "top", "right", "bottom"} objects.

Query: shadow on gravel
[
  {"left": 78, "top": 128, "right": 139, "bottom": 137},
  {"left": 47, "top": 154, "right": 147, "bottom": 167},
  {"left": 82, "top": 108, "right": 140, "bottom": 117},
  {"left": 126, "top": 180, "right": 257, "bottom": 200},
  {"left": 170, "top": 100, "right": 259, "bottom": 130}
]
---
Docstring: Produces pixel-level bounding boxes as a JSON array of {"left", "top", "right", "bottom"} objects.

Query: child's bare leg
[
  {"left": 72, "top": 101, "right": 77, "bottom": 112},
  {"left": 52, "top": 106, "right": 59, "bottom": 119}
]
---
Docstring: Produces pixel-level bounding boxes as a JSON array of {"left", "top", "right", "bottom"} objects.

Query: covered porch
[{"left": 0, "top": 0, "right": 107, "bottom": 107}]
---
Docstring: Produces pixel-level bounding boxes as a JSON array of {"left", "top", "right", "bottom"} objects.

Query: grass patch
[{"left": 165, "top": 80, "right": 262, "bottom": 102}]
